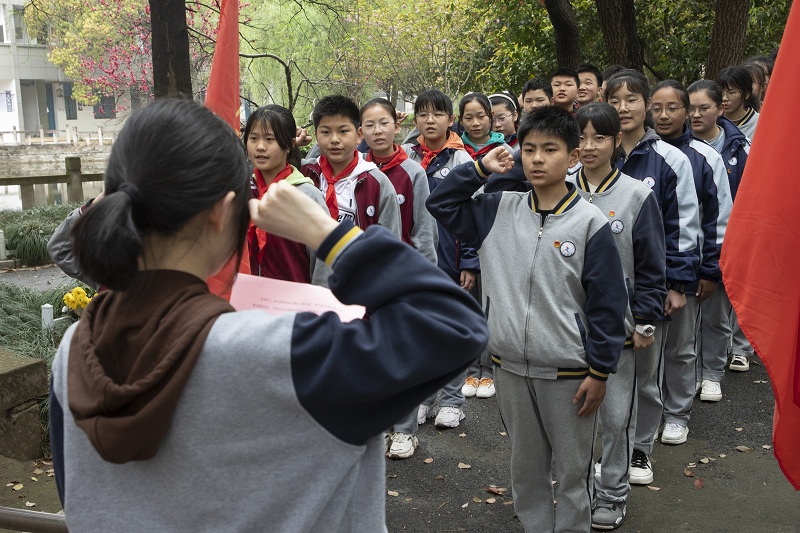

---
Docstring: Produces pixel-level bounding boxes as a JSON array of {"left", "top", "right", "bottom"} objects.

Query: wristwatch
[
  {"left": 635, "top": 324, "right": 656, "bottom": 337},
  {"left": 667, "top": 281, "right": 687, "bottom": 294}
]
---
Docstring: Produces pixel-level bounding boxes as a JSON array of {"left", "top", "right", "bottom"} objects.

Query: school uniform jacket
[
  {"left": 248, "top": 166, "right": 333, "bottom": 286},
  {"left": 732, "top": 107, "right": 759, "bottom": 142},
  {"left": 49, "top": 221, "right": 489, "bottom": 532},
  {"left": 427, "top": 161, "right": 628, "bottom": 380},
  {"left": 367, "top": 151, "right": 438, "bottom": 264},
  {"left": 615, "top": 128, "right": 700, "bottom": 286},
  {"left": 571, "top": 168, "right": 666, "bottom": 335},
  {"left": 716, "top": 116, "right": 751, "bottom": 201},
  {"left": 662, "top": 129, "right": 732, "bottom": 288},
  {"left": 402, "top": 141, "right": 479, "bottom": 278},
  {"left": 302, "top": 156, "right": 402, "bottom": 237}
]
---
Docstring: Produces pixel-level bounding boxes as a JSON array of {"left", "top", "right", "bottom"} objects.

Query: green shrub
[{"left": 0, "top": 202, "right": 81, "bottom": 267}]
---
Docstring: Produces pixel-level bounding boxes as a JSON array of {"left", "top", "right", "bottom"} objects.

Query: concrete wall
[{"left": 0, "top": 348, "right": 47, "bottom": 460}]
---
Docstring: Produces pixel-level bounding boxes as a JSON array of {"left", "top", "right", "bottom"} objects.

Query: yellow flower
[{"left": 64, "top": 287, "right": 93, "bottom": 311}]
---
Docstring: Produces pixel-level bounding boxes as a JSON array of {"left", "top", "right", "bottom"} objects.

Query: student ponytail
[{"left": 72, "top": 98, "right": 251, "bottom": 291}]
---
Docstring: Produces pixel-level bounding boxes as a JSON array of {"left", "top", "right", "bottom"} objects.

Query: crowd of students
[{"left": 46, "top": 53, "right": 773, "bottom": 532}]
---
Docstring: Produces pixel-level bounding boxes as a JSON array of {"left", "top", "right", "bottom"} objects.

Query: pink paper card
[{"left": 230, "top": 273, "right": 366, "bottom": 322}]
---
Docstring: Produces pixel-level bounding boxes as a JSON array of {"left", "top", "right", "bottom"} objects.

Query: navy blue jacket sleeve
[
  {"left": 631, "top": 192, "right": 667, "bottom": 322},
  {"left": 582, "top": 224, "right": 628, "bottom": 378},
  {"left": 49, "top": 378, "right": 65, "bottom": 506},
  {"left": 484, "top": 152, "right": 532, "bottom": 193},
  {"left": 425, "top": 161, "right": 504, "bottom": 250},
  {"left": 290, "top": 222, "right": 489, "bottom": 445},
  {"left": 697, "top": 158, "right": 723, "bottom": 282}
]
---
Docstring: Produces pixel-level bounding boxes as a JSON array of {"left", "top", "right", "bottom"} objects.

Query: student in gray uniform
[
  {"left": 574, "top": 103, "right": 667, "bottom": 530},
  {"left": 48, "top": 98, "right": 489, "bottom": 532},
  {"left": 427, "top": 106, "right": 628, "bottom": 533}
]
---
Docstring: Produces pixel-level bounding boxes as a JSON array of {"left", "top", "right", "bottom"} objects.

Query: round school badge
[
  {"left": 559, "top": 241, "right": 576, "bottom": 257},
  {"left": 439, "top": 167, "right": 450, "bottom": 177},
  {"left": 397, "top": 194, "right": 406, "bottom": 205},
  {"left": 728, "top": 156, "right": 738, "bottom": 166},
  {"left": 366, "top": 205, "right": 376, "bottom": 217},
  {"left": 643, "top": 177, "right": 656, "bottom": 188},
  {"left": 611, "top": 220, "right": 624, "bottom": 234}
]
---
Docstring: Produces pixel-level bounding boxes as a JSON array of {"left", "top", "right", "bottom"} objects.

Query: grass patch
[
  {"left": 0, "top": 281, "right": 82, "bottom": 457},
  {"left": 0, "top": 203, "right": 81, "bottom": 267}
]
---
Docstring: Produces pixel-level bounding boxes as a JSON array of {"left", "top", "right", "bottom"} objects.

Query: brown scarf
[{"left": 67, "top": 270, "right": 233, "bottom": 463}]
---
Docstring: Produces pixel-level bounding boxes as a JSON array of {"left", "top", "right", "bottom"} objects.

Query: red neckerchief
[
  {"left": 416, "top": 132, "right": 465, "bottom": 170},
  {"left": 366, "top": 145, "right": 407, "bottom": 174},
  {"left": 250, "top": 163, "right": 294, "bottom": 262},
  {"left": 319, "top": 152, "right": 359, "bottom": 221},
  {"left": 464, "top": 142, "right": 503, "bottom": 160}
]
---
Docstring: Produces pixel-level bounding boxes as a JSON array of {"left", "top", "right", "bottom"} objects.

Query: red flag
[
  {"left": 204, "top": 0, "right": 240, "bottom": 131},
  {"left": 721, "top": 2, "right": 800, "bottom": 490},
  {"left": 204, "top": 0, "right": 249, "bottom": 299}
]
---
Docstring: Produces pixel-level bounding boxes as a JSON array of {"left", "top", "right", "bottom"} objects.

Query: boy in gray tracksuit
[{"left": 427, "top": 106, "right": 628, "bottom": 532}]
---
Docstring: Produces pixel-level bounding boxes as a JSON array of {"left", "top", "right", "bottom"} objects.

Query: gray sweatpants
[
  {"left": 634, "top": 325, "right": 667, "bottom": 455},
  {"left": 595, "top": 347, "right": 636, "bottom": 504},
  {"left": 729, "top": 308, "right": 754, "bottom": 357},
  {"left": 496, "top": 367, "right": 596, "bottom": 533},
  {"left": 421, "top": 370, "right": 468, "bottom": 409},
  {"left": 663, "top": 296, "right": 700, "bottom": 426},
  {"left": 698, "top": 285, "right": 731, "bottom": 382}
]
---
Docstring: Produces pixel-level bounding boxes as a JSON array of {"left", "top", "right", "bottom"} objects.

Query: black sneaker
[{"left": 629, "top": 450, "right": 653, "bottom": 485}]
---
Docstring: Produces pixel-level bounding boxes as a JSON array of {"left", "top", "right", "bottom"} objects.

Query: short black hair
[
  {"left": 521, "top": 78, "right": 553, "bottom": 99},
  {"left": 687, "top": 79, "right": 723, "bottom": 106},
  {"left": 489, "top": 91, "right": 519, "bottom": 113},
  {"left": 745, "top": 54, "right": 775, "bottom": 76},
  {"left": 576, "top": 63, "right": 603, "bottom": 87},
  {"left": 652, "top": 79, "right": 689, "bottom": 108},
  {"left": 605, "top": 69, "right": 651, "bottom": 103},
  {"left": 517, "top": 105, "right": 580, "bottom": 151},
  {"left": 312, "top": 95, "right": 361, "bottom": 129},
  {"left": 550, "top": 67, "right": 580, "bottom": 87},
  {"left": 459, "top": 92, "right": 492, "bottom": 119},
  {"left": 414, "top": 89, "right": 453, "bottom": 116},
  {"left": 576, "top": 102, "right": 621, "bottom": 164},
  {"left": 716, "top": 66, "right": 759, "bottom": 110},
  {"left": 360, "top": 97, "right": 398, "bottom": 122}
]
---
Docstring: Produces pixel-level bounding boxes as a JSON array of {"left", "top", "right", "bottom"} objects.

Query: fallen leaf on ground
[
  {"left": 735, "top": 427, "right": 743, "bottom": 432},
  {"left": 503, "top": 500, "right": 514, "bottom": 505},
  {"left": 458, "top": 433, "right": 466, "bottom": 438},
  {"left": 473, "top": 497, "right": 482, "bottom": 503},
  {"left": 500, "top": 432, "right": 507, "bottom": 436},
  {"left": 719, "top": 454, "right": 726, "bottom": 458},
  {"left": 404, "top": 497, "right": 413, "bottom": 502},
  {"left": 736, "top": 445, "right": 753, "bottom": 453},
  {"left": 486, "top": 498, "right": 496, "bottom": 504},
  {"left": 753, "top": 380, "right": 768, "bottom": 383},
  {"left": 694, "top": 478, "right": 704, "bottom": 489},
  {"left": 699, "top": 458, "right": 710, "bottom": 464},
  {"left": 434, "top": 475, "right": 444, "bottom": 480},
  {"left": 647, "top": 486, "right": 661, "bottom": 491},
  {"left": 41, "top": 461, "right": 52, "bottom": 466},
  {"left": 762, "top": 445, "right": 772, "bottom": 449},
  {"left": 30, "top": 477, "right": 38, "bottom": 482},
  {"left": 25, "top": 502, "right": 35, "bottom": 507},
  {"left": 387, "top": 474, "right": 397, "bottom": 479},
  {"left": 32, "top": 469, "right": 43, "bottom": 475},
  {"left": 5, "top": 483, "right": 13, "bottom": 487},
  {"left": 684, "top": 469, "right": 695, "bottom": 477},
  {"left": 461, "top": 503, "right": 469, "bottom": 508},
  {"left": 424, "top": 458, "right": 434, "bottom": 464},
  {"left": 387, "top": 490, "right": 399, "bottom": 497},
  {"left": 688, "top": 462, "right": 697, "bottom": 467},
  {"left": 12, "top": 484, "right": 23, "bottom": 491},
  {"left": 458, "top": 462, "right": 472, "bottom": 469},
  {"left": 487, "top": 487, "right": 508, "bottom": 495}
]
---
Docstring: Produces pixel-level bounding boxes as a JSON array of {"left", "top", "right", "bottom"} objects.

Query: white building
[{"left": 0, "top": 0, "right": 132, "bottom": 142}]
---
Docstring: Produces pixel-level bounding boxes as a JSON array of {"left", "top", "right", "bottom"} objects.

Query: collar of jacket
[
  {"left": 717, "top": 116, "right": 749, "bottom": 149},
  {"left": 528, "top": 182, "right": 581, "bottom": 214},
  {"left": 620, "top": 127, "right": 660, "bottom": 161},
  {"left": 576, "top": 167, "right": 621, "bottom": 194},
  {"left": 660, "top": 126, "right": 692, "bottom": 150}
]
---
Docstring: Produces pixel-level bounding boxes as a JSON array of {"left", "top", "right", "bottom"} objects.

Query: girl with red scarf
[
  {"left": 458, "top": 92, "right": 514, "bottom": 160},
  {"left": 244, "top": 105, "right": 331, "bottom": 285}
]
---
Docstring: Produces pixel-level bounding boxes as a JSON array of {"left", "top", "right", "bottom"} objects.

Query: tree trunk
[
  {"left": 706, "top": 0, "right": 751, "bottom": 78},
  {"left": 149, "top": 0, "right": 193, "bottom": 98},
  {"left": 543, "top": 0, "right": 582, "bottom": 68},
  {"left": 595, "top": 0, "right": 643, "bottom": 71}
]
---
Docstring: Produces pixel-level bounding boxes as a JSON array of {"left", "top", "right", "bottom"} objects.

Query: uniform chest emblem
[
  {"left": 366, "top": 205, "right": 376, "bottom": 217},
  {"left": 560, "top": 241, "right": 576, "bottom": 257},
  {"left": 439, "top": 167, "right": 450, "bottom": 177},
  {"left": 728, "top": 156, "right": 738, "bottom": 166},
  {"left": 611, "top": 220, "right": 624, "bottom": 234},
  {"left": 397, "top": 194, "right": 406, "bottom": 205},
  {"left": 609, "top": 210, "right": 616, "bottom": 217},
  {"left": 643, "top": 177, "right": 655, "bottom": 188}
]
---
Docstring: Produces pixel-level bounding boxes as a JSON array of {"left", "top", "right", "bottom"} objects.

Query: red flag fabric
[
  {"left": 204, "top": 0, "right": 248, "bottom": 299},
  {"left": 720, "top": 1, "right": 800, "bottom": 490},
  {"left": 204, "top": 0, "right": 240, "bottom": 130}
]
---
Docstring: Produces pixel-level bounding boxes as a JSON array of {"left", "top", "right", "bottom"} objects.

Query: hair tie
[
  {"left": 117, "top": 183, "right": 141, "bottom": 205},
  {"left": 489, "top": 93, "right": 519, "bottom": 112}
]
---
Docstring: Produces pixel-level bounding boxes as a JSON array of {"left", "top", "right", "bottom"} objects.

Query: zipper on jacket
[{"left": 525, "top": 213, "right": 545, "bottom": 374}]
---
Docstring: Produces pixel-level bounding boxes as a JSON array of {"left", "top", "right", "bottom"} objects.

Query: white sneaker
[
  {"left": 434, "top": 406, "right": 465, "bottom": 428},
  {"left": 417, "top": 404, "right": 434, "bottom": 425},
  {"left": 594, "top": 461, "right": 601, "bottom": 479},
  {"left": 629, "top": 450, "right": 653, "bottom": 485},
  {"left": 700, "top": 379, "right": 722, "bottom": 402},
  {"left": 388, "top": 433, "right": 418, "bottom": 459},
  {"left": 476, "top": 377, "right": 496, "bottom": 398},
  {"left": 661, "top": 422, "right": 689, "bottom": 445},
  {"left": 729, "top": 354, "right": 750, "bottom": 372},
  {"left": 461, "top": 376, "right": 479, "bottom": 397}
]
